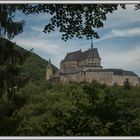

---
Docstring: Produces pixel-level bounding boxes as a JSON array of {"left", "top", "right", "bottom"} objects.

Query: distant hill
[{"left": 12, "top": 43, "right": 58, "bottom": 81}]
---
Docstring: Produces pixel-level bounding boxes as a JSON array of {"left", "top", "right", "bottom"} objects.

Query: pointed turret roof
[{"left": 48, "top": 58, "right": 52, "bottom": 67}]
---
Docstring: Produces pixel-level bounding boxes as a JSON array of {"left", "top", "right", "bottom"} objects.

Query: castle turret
[{"left": 46, "top": 58, "right": 53, "bottom": 80}]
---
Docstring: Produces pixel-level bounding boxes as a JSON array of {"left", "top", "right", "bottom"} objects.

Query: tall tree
[{"left": 0, "top": 5, "right": 32, "bottom": 132}]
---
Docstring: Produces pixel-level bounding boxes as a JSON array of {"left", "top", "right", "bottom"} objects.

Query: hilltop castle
[{"left": 46, "top": 42, "right": 139, "bottom": 86}]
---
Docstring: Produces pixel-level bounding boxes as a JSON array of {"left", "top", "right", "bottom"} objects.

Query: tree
[
  {"left": 0, "top": 5, "right": 33, "bottom": 135},
  {"left": 43, "top": 4, "right": 126, "bottom": 41},
  {"left": 135, "top": 4, "right": 140, "bottom": 10},
  {"left": 123, "top": 78, "right": 131, "bottom": 90},
  {"left": 0, "top": 4, "right": 125, "bottom": 41}
]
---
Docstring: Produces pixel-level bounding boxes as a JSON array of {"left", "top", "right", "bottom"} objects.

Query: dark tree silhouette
[
  {"left": 135, "top": 4, "right": 140, "bottom": 10},
  {"left": 0, "top": 4, "right": 125, "bottom": 41}
]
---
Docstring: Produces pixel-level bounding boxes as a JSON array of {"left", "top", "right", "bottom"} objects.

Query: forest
[
  {"left": 1, "top": 38, "right": 140, "bottom": 136},
  {"left": 1, "top": 77, "right": 140, "bottom": 136}
]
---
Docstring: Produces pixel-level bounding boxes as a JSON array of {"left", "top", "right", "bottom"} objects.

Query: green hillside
[{"left": 14, "top": 45, "right": 58, "bottom": 82}]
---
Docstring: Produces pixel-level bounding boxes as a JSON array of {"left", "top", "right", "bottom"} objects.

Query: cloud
[
  {"left": 110, "top": 28, "right": 140, "bottom": 38},
  {"left": 95, "top": 27, "right": 140, "bottom": 43},
  {"left": 14, "top": 37, "right": 63, "bottom": 55},
  {"left": 104, "top": 4, "right": 140, "bottom": 29},
  {"left": 101, "top": 44, "right": 140, "bottom": 75},
  {"left": 30, "top": 26, "right": 43, "bottom": 32}
]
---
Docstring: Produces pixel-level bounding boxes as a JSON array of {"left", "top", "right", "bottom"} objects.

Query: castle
[{"left": 46, "top": 42, "right": 140, "bottom": 86}]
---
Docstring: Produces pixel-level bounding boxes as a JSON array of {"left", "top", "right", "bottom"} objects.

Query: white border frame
[
  {"left": 0, "top": 0, "right": 140, "bottom": 139},
  {"left": 0, "top": 1, "right": 140, "bottom": 4}
]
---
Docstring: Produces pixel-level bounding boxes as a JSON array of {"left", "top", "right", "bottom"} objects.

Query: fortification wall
[
  {"left": 113, "top": 75, "right": 139, "bottom": 86},
  {"left": 60, "top": 73, "right": 79, "bottom": 83},
  {"left": 97, "top": 72, "right": 113, "bottom": 85},
  {"left": 60, "top": 71, "right": 139, "bottom": 86},
  {"left": 123, "top": 75, "right": 139, "bottom": 86}
]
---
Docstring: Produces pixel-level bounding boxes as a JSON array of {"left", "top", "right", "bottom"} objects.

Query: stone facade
[
  {"left": 60, "top": 43, "right": 103, "bottom": 74},
  {"left": 46, "top": 59, "right": 53, "bottom": 80},
  {"left": 46, "top": 43, "right": 140, "bottom": 86},
  {"left": 59, "top": 69, "right": 139, "bottom": 86}
]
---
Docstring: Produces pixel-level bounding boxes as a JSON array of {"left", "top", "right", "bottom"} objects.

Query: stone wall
[
  {"left": 60, "top": 71, "right": 140, "bottom": 86},
  {"left": 60, "top": 73, "right": 79, "bottom": 83},
  {"left": 78, "top": 58, "right": 101, "bottom": 67},
  {"left": 60, "top": 57, "right": 102, "bottom": 74},
  {"left": 46, "top": 67, "right": 53, "bottom": 80},
  {"left": 113, "top": 75, "right": 139, "bottom": 86},
  {"left": 60, "top": 61, "right": 78, "bottom": 73}
]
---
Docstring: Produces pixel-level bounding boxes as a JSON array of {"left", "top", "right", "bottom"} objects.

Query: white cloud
[
  {"left": 104, "top": 5, "right": 140, "bottom": 29},
  {"left": 95, "top": 27, "right": 140, "bottom": 43},
  {"left": 110, "top": 28, "right": 140, "bottom": 38},
  {"left": 30, "top": 26, "right": 43, "bottom": 32},
  {"left": 14, "top": 37, "right": 63, "bottom": 55},
  {"left": 101, "top": 44, "right": 140, "bottom": 75}
]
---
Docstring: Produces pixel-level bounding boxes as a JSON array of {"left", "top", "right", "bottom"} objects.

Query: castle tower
[{"left": 46, "top": 58, "right": 53, "bottom": 80}]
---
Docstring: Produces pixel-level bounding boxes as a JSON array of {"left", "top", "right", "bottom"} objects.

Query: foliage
[
  {"left": 14, "top": 45, "right": 58, "bottom": 82},
  {"left": 123, "top": 78, "right": 131, "bottom": 90},
  {"left": 135, "top": 4, "right": 140, "bottom": 10},
  {"left": 0, "top": 4, "right": 125, "bottom": 41},
  {"left": 0, "top": 37, "right": 31, "bottom": 136},
  {"left": 0, "top": 38, "right": 56, "bottom": 136},
  {"left": 1, "top": 80, "right": 139, "bottom": 136},
  {"left": 42, "top": 4, "right": 125, "bottom": 41}
]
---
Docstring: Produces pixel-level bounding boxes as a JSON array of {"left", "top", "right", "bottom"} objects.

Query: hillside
[{"left": 14, "top": 44, "right": 58, "bottom": 82}]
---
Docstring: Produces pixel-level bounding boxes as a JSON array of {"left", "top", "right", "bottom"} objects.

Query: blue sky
[{"left": 13, "top": 4, "right": 140, "bottom": 76}]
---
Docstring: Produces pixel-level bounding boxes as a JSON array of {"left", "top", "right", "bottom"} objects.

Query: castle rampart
[{"left": 46, "top": 43, "right": 139, "bottom": 86}]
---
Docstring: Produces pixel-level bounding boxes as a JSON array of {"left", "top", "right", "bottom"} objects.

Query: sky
[{"left": 13, "top": 4, "right": 140, "bottom": 76}]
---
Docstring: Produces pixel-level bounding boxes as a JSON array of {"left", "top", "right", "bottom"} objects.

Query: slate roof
[
  {"left": 63, "top": 50, "right": 81, "bottom": 61},
  {"left": 86, "top": 68, "right": 137, "bottom": 76},
  {"left": 79, "top": 48, "right": 100, "bottom": 60},
  {"left": 62, "top": 48, "right": 100, "bottom": 62}
]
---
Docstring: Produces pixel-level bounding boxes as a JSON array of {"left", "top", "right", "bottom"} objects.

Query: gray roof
[
  {"left": 86, "top": 68, "right": 137, "bottom": 76},
  {"left": 79, "top": 48, "right": 100, "bottom": 60},
  {"left": 62, "top": 48, "right": 100, "bottom": 62},
  {"left": 63, "top": 50, "right": 81, "bottom": 61}
]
